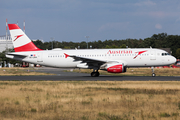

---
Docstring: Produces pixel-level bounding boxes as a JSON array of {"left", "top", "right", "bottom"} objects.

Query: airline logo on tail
[{"left": 14, "top": 35, "right": 23, "bottom": 41}]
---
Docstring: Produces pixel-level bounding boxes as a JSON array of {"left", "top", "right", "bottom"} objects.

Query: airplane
[{"left": 6, "top": 24, "right": 176, "bottom": 77}]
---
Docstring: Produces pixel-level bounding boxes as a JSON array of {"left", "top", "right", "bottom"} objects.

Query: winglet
[{"left": 64, "top": 53, "right": 69, "bottom": 58}]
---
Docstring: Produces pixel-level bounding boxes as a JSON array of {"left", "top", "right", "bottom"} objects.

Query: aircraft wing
[{"left": 64, "top": 53, "right": 108, "bottom": 67}]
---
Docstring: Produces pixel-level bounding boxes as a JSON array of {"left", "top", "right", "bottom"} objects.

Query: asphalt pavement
[{"left": 0, "top": 67, "right": 179, "bottom": 81}]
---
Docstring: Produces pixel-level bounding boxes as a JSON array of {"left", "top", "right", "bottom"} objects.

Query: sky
[{"left": 1, "top": 0, "right": 180, "bottom": 42}]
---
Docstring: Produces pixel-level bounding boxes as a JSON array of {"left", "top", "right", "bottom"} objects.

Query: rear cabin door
[{"left": 37, "top": 53, "right": 43, "bottom": 62}]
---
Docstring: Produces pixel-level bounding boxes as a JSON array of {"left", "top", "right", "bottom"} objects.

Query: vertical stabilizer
[{"left": 8, "top": 24, "right": 41, "bottom": 52}]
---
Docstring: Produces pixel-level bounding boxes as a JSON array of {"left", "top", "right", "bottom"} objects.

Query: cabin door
[{"left": 37, "top": 53, "right": 43, "bottom": 62}]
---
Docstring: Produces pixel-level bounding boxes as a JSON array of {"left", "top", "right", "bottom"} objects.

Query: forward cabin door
[
  {"left": 37, "top": 53, "right": 43, "bottom": 62},
  {"left": 150, "top": 50, "right": 156, "bottom": 60}
]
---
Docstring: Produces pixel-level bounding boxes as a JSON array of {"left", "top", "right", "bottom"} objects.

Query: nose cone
[{"left": 171, "top": 56, "right": 177, "bottom": 64}]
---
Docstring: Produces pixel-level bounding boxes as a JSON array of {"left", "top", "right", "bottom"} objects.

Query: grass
[
  {"left": 66, "top": 68, "right": 180, "bottom": 76},
  {"left": 0, "top": 67, "right": 54, "bottom": 76},
  {"left": 0, "top": 81, "right": 180, "bottom": 119}
]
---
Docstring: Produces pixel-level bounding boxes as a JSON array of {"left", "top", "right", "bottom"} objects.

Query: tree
[
  {"left": 32, "top": 40, "right": 44, "bottom": 49},
  {"left": 120, "top": 44, "right": 126, "bottom": 48},
  {"left": 176, "top": 48, "right": 180, "bottom": 59},
  {"left": 0, "top": 49, "right": 22, "bottom": 66},
  {"left": 105, "top": 45, "right": 111, "bottom": 48}
]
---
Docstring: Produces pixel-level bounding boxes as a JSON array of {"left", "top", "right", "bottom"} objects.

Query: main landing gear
[
  {"left": 151, "top": 67, "right": 156, "bottom": 77},
  {"left": 91, "top": 69, "right": 99, "bottom": 77}
]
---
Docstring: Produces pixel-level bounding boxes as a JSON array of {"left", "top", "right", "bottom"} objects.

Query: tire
[
  {"left": 91, "top": 72, "right": 99, "bottom": 77},
  {"left": 152, "top": 73, "right": 156, "bottom": 77},
  {"left": 96, "top": 72, "right": 100, "bottom": 77}
]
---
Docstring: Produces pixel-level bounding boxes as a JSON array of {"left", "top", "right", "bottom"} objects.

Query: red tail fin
[{"left": 8, "top": 24, "right": 42, "bottom": 52}]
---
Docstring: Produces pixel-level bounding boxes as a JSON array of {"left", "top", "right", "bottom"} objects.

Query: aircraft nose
[{"left": 171, "top": 56, "right": 177, "bottom": 64}]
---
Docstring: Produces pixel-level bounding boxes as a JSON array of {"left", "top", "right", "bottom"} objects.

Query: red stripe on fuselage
[
  {"left": 14, "top": 42, "right": 42, "bottom": 52},
  {"left": 8, "top": 24, "right": 21, "bottom": 30}
]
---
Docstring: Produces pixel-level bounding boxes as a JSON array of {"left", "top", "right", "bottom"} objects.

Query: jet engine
[{"left": 106, "top": 63, "right": 126, "bottom": 73}]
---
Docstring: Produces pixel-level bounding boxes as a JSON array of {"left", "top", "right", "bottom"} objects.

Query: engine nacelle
[{"left": 106, "top": 63, "right": 126, "bottom": 73}]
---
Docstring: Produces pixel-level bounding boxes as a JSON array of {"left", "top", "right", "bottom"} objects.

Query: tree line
[{"left": 33, "top": 33, "right": 180, "bottom": 59}]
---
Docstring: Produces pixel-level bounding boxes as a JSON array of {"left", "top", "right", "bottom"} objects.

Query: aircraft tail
[{"left": 8, "top": 24, "right": 41, "bottom": 52}]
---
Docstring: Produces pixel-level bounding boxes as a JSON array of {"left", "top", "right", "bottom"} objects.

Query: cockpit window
[{"left": 162, "top": 53, "right": 170, "bottom": 56}]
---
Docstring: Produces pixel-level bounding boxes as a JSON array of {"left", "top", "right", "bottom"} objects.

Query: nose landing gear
[{"left": 151, "top": 67, "right": 156, "bottom": 77}]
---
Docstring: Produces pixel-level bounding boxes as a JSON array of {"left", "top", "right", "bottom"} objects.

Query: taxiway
[{"left": 0, "top": 67, "right": 179, "bottom": 81}]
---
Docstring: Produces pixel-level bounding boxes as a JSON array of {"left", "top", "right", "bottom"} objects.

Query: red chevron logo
[
  {"left": 14, "top": 35, "right": 23, "bottom": 41},
  {"left": 133, "top": 50, "right": 147, "bottom": 59}
]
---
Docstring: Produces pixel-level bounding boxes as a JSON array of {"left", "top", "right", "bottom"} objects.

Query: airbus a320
[{"left": 6, "top": 24, "right": 176, "bottom": 77}]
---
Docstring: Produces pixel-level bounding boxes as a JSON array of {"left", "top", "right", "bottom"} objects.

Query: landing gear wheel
[
  {"left": 151, "top": 67, "right": 156, "bottom": 77},
  {"left": 91, "top": 72, "right": 99, "bottom": 77},
  {"left": 152, "top": 73, "right": 156, "bottom": 77}
]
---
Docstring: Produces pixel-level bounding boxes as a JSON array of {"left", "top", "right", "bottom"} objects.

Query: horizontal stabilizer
[{"left": 6, "top": 52, "right": 28, "bottom": 59}]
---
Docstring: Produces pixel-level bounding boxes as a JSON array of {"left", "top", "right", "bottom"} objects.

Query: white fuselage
[{"left": 6, "top": 48, "right": 176, "bottom": 68}]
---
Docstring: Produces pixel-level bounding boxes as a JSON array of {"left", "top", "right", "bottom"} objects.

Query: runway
[
  {"left": 0, "top": 75, "right": 180, "bottom": 81},
  {"left": 0, "top": 67, "right": 179, "bottom": 81}
]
